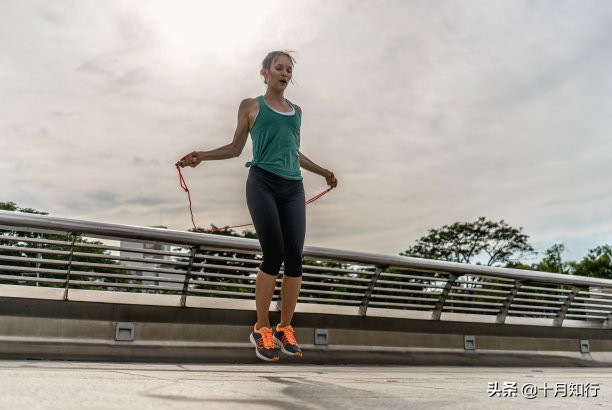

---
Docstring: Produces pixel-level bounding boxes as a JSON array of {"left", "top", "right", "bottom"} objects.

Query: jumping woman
[{"left": 177, "top": 51, "right": 337, "bottom": 362}]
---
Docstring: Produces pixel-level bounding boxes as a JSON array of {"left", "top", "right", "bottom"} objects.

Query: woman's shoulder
[
  {"left": 240, "top": 97, "right": 260, "bottom": 106},
  {"left": 238, "top": 97, "right": 260, "bottom": 113}
]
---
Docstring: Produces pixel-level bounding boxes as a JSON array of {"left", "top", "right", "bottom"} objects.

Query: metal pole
[
  {"left": 553, "top": 286, "right": 581, "bottom": 327},
  {"left": 432, "top": 274, "right": 459, "bottom": 320},
  {"left": 496, "top": 279, "right": 523, "bottom": 324},
  {"left": 63, "top": 232, "right": 79, "bottom": 301},
  {"left": 180, "top": 246, "right": 198, "bottom": 307},
  {"left": 358, "top": 265, "right": 387, "bottom": 316}
]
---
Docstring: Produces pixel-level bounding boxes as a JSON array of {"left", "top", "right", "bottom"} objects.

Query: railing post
[
  {"left": 496, "top": 279, "right": 523, "bottom": 324},
  {"left": 180, "top": 246, "right": 199, "bottom": 307},
  {"left": 358, "top": 265, "right": 388, "bottom": 316},
  {"left": 431, "top": 274, "right": 459, "bottom": 320},
  {"left": 553, "top": 286, "right": 581, "bottom": 326},
  {"left": 601, "top": 287, "right": 612, "bottom": 329},
  {"left": 62, "top": 232, "right": 79, "bottom": 301}
]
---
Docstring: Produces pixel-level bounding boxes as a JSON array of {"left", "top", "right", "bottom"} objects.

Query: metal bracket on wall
[
  {"left": 580, "top": 339, "right": 590, "bottom": 353},
  {"left": 464, "top": 335, "right": 476, "bottom": 350},
  {"left": 115, "top": 322, "right": 135, "bottom": 342},
  {"left": 314, "top": 329, "right": 329, "bottom": 345}
]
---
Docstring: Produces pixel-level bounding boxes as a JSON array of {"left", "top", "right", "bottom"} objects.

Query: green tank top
[{"left": 246, "top": 95, "right": 302, "bottom": 180}]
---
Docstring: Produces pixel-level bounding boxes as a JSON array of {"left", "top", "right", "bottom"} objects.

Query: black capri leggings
[{"left": 246, "top": 166, "right": 306, "bottom": 277}]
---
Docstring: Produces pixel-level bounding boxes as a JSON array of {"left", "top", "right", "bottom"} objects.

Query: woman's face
[{"left": 264, "top": 55, "right": 293, "bottom": 90}]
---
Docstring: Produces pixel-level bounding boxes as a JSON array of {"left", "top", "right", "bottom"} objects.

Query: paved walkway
[{"left": 0, "top": 361, "right": 610, "bottom": 409}]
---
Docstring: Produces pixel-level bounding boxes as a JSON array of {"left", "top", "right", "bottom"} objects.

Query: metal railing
[{"left": 1, "top": 210, "right": 611, "bottom": 328}]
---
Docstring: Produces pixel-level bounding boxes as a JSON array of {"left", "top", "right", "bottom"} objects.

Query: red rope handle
[
  {"left": 176, "top": 165, "right": 332, "bottom": 234},
  {"left": 177, "top": 165, "right": 197, "bottom": 230}
]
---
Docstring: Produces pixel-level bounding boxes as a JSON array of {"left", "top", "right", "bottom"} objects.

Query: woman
[{"left": 177, "top": 51, "right": 337, "bottom": 362}]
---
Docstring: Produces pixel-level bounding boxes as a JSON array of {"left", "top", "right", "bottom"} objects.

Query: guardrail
[{"left": 1, "top": 210, "right": 611, "bottom": 329}]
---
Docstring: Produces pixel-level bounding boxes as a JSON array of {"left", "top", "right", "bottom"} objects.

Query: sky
[{"left": 1, "top": 0, "right": 612, "bottom": 264}]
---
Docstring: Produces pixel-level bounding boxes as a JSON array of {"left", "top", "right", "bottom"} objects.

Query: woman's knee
[
  {"left": 283, "top": 254, "right": 303, "bottom": 277},
  {"left": 259, "top": 257, "right": 284, "bottom": 277}
]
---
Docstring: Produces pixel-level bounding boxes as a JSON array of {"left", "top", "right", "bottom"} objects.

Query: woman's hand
[
  {"left": 325, "top": 171, "right": 338, "bottom": 188},
  {"left": 176, "top": 151, "right": 203, "bottom": 168}
]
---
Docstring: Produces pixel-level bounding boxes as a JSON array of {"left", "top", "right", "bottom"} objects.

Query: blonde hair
[
  {"left": 261, "top": 51, "right": 296, "bottom": 84},
  {"left": 261, "top": 50, "right": 296, "bottom": 70}
]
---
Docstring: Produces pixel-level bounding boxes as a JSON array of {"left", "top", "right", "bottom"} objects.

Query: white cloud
[{"left": 2, "top": 0, "right": 612, "bottom": 263}]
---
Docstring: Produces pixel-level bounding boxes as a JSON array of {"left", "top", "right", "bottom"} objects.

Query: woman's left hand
[
  {"left": 325, "top": 171, "right": 338, "bottom": 188},
  {"left": 176, "top": 151, "right": 203, "bottom": 168}
]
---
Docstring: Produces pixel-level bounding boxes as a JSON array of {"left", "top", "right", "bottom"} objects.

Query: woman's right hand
[
  {"left": 325, "top": 171, "right": 338, "bottom": 188},
  {"left": 176, "top": 151, "right": 203, "bottom": 168}
]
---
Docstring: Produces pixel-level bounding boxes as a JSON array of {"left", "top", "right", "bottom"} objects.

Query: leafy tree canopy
[
  {"left": 534, "top": 243, "right": 572, "bottom": 274},
  {"left": 507, "top": 243, "right": 572, "bottom": 274},
  {"left": 401, "top": 217, "right": 534, "bottom": 266},
  {"left": 191, "top": 225, "right": 257, "bottom": 239},
  {"left": 1, "top": 201, "right": 47, "bottom": 215},
  {"left": 571, "top": 245, "right": 612, "bottom": 280}
]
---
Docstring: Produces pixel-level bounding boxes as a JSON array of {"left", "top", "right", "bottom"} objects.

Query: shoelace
[
  {"left": 278, "top": 325, "right": 298, "bottom": 345},
  {"left": 257, "top": 327, "right": 276, "bottom": 349}
]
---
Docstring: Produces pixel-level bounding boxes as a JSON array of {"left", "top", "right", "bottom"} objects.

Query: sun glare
[{"left": 151, "top": 0, "right": 271, "bottom": 55}]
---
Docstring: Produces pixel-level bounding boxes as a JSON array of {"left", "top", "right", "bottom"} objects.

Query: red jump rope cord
[{"left": 176, "top": 165, "right": 332, "bottom": 233}]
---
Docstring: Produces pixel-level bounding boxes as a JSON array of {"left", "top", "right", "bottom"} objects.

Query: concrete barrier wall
[{"left": 0, "top": 286, "right": 611, "bottom": 366}]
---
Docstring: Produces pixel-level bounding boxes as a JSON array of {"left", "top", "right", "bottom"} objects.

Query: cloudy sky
[{"left": 2, "top": 0, "right": 612, "bottom": 263}]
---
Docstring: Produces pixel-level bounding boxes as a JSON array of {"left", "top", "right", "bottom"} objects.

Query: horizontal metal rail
[{"left": 1, "top": 210, "right": 611, "bottom": 328}]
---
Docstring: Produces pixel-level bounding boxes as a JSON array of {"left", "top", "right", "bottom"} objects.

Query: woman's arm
[
  {"left": 299, "top": 152, "right": 338, "bottom": 188},
  {"left": 177, "top": 98, "right": 256, "bottom": 168},
  {"left": 294, "top": 105, "right": 338, "bottom": 188}
]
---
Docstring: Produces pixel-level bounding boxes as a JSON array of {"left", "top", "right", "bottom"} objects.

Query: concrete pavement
[{"left": 0, "top": 361, "right": 610, "bottom": 409}]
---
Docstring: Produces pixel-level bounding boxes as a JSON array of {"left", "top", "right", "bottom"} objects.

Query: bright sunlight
[{"left": 150, "top": 0, "right": 273, "bottom": 55}]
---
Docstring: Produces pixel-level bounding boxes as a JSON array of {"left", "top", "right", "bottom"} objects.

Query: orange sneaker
[
  {"left": 273, "top": 324, "right": 302, "bottom": 357},
  {"left": 249, "top": 324, "right": 279, "bottom": 362}
]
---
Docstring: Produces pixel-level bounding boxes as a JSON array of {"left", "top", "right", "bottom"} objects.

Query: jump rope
[{"left": 176, "top": 164, "right": 332, "bottom": 234}]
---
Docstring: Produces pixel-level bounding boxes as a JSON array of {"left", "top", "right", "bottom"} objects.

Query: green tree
[
  {"left": 0, "top": 201, "right": 46, "bottom": 215},
  {"left": 190, "top": 225, "right": 257, "bottom": 240},
  {"left": 571, "top": 245, "right": 612, "bottom": 280},
  {"left": 505, "top": 243, "right": 575, "bottom": 309},
  {"left": 1, "top": 201, "right": 124, "bottom": 289},
  {"left": 532, "top": 243, "right": 571, "bottom": 274},
  {"left": 184, "top": 225, "right": 260, "bottom": 297},
  {"left": 402, "top": 217, "right": 534, "bottom": 266}
]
